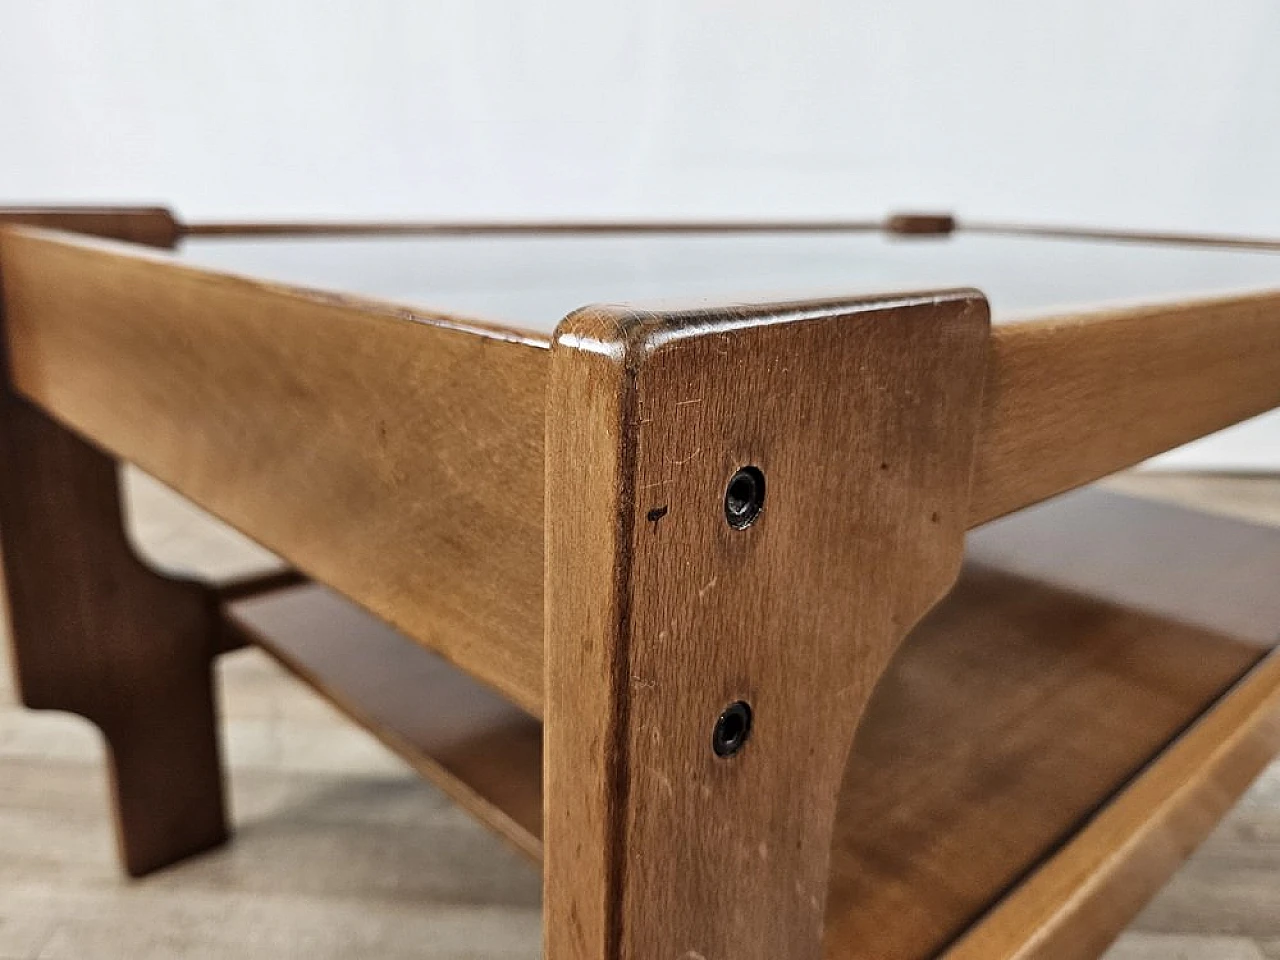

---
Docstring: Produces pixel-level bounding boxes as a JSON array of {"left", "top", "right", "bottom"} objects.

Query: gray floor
[{"left": 1, "top": 470, "right": 1278, "bottom": 959}]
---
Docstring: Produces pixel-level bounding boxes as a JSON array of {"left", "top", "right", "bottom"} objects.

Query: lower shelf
[
  {"left": 223, "top": 487, "right": 1280, "bottom": 960},
  {"left": 224, "top": 584, "right": 542, "bottom": 859}
]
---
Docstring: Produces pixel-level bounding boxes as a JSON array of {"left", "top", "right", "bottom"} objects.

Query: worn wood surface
[
  {"left": 0, "top": 226, "right": 549, "bottom": 714},
  {"left": 5, "top": 226, "right": 1280, "bottom": 726},
  {"left": 544, "top": 293, "right": 989, "bottom": 959}
]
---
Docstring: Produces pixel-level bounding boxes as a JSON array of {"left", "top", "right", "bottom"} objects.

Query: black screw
[
  {"left": 724, "top": 466, "right": 765, "bottom": 529},
  {"left": 712, "top": 700, "right": 753, "bottom": 758}
]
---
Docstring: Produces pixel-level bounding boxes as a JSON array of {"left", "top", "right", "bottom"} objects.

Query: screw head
[
  {"left": 724, "top": 466, "right": 765, "bottom": 529},
  {"left": 712, "top": 700, "right": 753, "bottom": 758}
]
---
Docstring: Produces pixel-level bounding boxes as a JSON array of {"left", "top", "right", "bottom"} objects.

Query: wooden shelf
[
  {"left": 827, "top": 489, "right": 1280, "bottom": 959},
  {"left": 226, "top": 583, "right": 543, "bottom": 860},
  {"left": 223, "top": 487, "right": 1280, "bottom": 959}
]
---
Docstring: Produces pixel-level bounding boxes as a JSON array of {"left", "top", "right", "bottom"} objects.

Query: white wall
[{"left": 3, "top": 0, "right": 1278, "bottom": 467}]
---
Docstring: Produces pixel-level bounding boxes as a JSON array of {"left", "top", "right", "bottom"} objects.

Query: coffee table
[{"left": 2, "top": 206, "right": 1279, "bottom": 960}]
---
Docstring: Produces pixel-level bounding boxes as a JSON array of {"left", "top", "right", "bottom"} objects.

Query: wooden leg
[
  {"left": 0, "top": 387, "right": 227, "bottom": 877},
  {"left": 544, "top": 295, "right": 990, "bottom": 959}
]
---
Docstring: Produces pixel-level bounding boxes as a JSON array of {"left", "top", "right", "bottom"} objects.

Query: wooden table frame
[{"left": 2, "top": 205, "right": 1280, "bottom": 959}]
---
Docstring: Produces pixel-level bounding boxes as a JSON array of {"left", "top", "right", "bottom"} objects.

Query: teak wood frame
[{"left": 3, "top": 206, "right": 1280, "bottom": 959}]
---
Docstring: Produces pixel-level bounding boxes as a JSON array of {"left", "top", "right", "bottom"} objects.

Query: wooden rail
[
  {"left": 3, "top": 224, "right": 1279, "bottom": 710},
  {"left": 7, "top": 203, "right": 1280, "bottom": 249},
  {"left": 0, "top": 227, "right": 548, "bottom": 712}
]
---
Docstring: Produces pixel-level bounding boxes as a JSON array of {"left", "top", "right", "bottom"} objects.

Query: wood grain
[
  {"left": 0, "top": 280, "right": 226, "bottom": 877},
  {"left": 543, "top": 293, "right": 989, "bottom": 960},
  {"left": 0, "top": 205, "right": 179, "bottom": 248},
  {"left": 971, "top": 292, "right": 1280, "bottom": 524},
  {"left": 9, "top": 208, "right": 1280, "bottom": 955},
  {"left": 0, "top": 226, "right": 550, "bottom": 713},
  {"left": 946, "top": 649, "right": 1280, "bottom": 960},
  {"left": 224, "top": 583, "right": 543, "bottom": 860},
  {"left": 6, "top": 226, "right": 1280, "bottom": 724},
  {"left": 7, "top": 473, "right": 1280, "bottom": 959},
  {"left": 827, "top": 490, "right": 1280, "bottom": 960},
  {"left": 209, "top": 486, "right": 1278, "bottom": 959},
  {"left": 206, "top": 486, "right": 1279, "bottom": 960}
]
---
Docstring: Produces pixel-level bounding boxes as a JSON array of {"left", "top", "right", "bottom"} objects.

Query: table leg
[
  {"left": 543, "top": 294, "right": 989, "bottom": 959},
  {"left": 0, "top": 339, "right": 227, "bottom": 878}
]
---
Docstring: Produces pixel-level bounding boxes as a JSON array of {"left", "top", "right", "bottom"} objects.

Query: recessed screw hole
[
  {"left": 724, "top": 467, "right": 765, "bottom": 529},
  {"left": 713, "top": 700, "right": 753, "bottom": 758}
]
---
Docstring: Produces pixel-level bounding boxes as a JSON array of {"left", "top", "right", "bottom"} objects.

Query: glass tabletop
[{"left": 179, "top": 229, "right": 1280, "bottom": 335}]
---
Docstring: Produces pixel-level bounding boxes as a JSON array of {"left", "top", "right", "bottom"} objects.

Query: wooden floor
[{"left": 2, "top": 469, "right": 1279, "bottom": 959}]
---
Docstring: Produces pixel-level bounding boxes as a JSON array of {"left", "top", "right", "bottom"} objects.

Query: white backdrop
[{"left": 3, "top": 1, "right": 1279, "bottom": 468}]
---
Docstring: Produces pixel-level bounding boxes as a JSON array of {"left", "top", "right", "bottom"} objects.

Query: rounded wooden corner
[
  {"left": 551, "top": 289, "right": 992, "bottom": 371},
  {"left": 544, "top": 285, "right": 993, "bottom": 960},
  {"left": 549, "top": 304, "right": 661, "bottom": 368}
]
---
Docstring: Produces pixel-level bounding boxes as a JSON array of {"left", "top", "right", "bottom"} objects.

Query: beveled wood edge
[{"left": 942, "top": 646, "right": 1280, "bottom": 960}]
